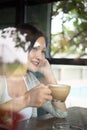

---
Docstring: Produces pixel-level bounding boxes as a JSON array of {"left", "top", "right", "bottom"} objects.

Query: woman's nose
[{"left": 36, "top": 51, "right": 43, "bottom": 59}]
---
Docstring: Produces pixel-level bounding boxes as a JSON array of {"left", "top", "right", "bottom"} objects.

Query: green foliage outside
[{"left": 51, "top": 0, "right": 87, "bottom": 58}]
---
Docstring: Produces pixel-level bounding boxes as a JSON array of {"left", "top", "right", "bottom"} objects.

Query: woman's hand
[
  {"left": 38, "top": 59, "right": 57, "bottom": 84},
  {"left": 24, "top": 83, "right": 52, "bottom": 107},
  {"left": 38, "top": 59, "right": 52, "bottom": 76}
]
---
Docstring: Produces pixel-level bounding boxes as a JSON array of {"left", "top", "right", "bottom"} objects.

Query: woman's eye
[
  {"left": 32, "top": 47, "right": 37, "bottom": 51},
  {"left": 42, "top": 50, "right": 46, "bottom": 55}
]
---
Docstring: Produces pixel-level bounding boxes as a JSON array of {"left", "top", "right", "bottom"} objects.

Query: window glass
[
  {"left": 0, "top": 0, "right": 87, "bottom": 62},
  {"left": 25, "top": 3, "right": 51, "bottom": 57},
  {"left": 51, "top": 1, "right": 87, "bottom": 59},
  {"left": 0, "top": 7, "right": 16, "bottom": 28}
]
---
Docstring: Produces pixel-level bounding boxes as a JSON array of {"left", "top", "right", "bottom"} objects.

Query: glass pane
[
  {"left": 25, "top": 3, "right": 52, "bottom": 57},
  {"left": 51, "top": 0, "right": 87, "bottom": 59},
  {"left": 0, "top": 7, "right": 16, "bottom": 28}
]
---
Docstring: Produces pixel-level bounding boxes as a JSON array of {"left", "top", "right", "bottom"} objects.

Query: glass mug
[{"left": 48, "top": 84, "right": 71, "bottom": 102}]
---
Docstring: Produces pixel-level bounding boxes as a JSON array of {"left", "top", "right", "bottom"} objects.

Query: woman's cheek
[{"left": 39, "top": 59, "right": 45, "bottom": 67}]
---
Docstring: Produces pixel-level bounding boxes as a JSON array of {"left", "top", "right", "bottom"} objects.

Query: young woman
[{"left": 0, "top": 24, "right": 67, "bottom": 120}]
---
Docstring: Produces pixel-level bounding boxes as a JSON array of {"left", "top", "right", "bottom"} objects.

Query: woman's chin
[{"left": 30, "top": 68, "right": 38, "bottom": 73}]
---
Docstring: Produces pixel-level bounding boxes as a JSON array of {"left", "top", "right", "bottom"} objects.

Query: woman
[{"left": 0, "top": 24, "right": 67, "bottom": 120}]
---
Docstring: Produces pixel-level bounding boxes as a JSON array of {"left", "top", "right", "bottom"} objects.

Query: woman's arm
[
  {"left": 0, "top": 96, "right": 26, "bottom": 112},
  {"left": 42, "top": 101, "right": 67, "bottom": 118},
  {"left": 38, "top": 59, "right": 67, "bottom": 117},
  {"left": 0, "top": 84, "right": 52, "bottom": 112}
]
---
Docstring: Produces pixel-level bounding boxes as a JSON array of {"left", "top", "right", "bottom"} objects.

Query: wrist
[
  {"left": 52, "top": 99, "right": 61, "bottom": 103},
  {"left": 24, "top": 92, "right": 30, "bottom": 107},
  {"left": 45, "top": 76, "right": 57, "bottom": 84},
  {"left": 43, "top": 71, "right": 57, "bottom": 84}
]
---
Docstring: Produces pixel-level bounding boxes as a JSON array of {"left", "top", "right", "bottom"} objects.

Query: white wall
[{"left": 51, "top": 65, "right": 87, "bottom": 84}]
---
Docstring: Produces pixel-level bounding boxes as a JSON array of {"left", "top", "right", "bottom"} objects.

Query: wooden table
[{"left": 18, "top": 107, "right": 87, "bottom": 130}]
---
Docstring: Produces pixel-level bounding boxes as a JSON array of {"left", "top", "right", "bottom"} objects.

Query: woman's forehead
[
  {"left": 34, "top": 37, "right": 46, "bottom": 48},
  {"left": 34, "top": 41, "right": 41, "bottom": 47}
]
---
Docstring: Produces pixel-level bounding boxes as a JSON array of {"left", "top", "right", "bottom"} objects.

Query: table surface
[{"left": 18, "top": 107, "right": 87, "bottom": 130}]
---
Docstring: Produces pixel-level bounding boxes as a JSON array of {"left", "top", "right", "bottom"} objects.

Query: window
[
  {"left": 25, "top": 0, "right": 87, "bottom": 65},
  {"left": 0, "top": 0, "right": 87, "bottom": 65},
  {"left": 50, "top": 0, "right": 87, "bottom": 65}
]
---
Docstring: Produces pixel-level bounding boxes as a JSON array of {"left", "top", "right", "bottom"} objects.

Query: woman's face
[{"left": 27, "top": 36, "right": 46, "bottom": 72}]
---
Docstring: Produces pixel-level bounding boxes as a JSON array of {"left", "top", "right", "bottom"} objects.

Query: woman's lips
[{"left": 31, "top": 60, "right": 40, "bottom": 67}]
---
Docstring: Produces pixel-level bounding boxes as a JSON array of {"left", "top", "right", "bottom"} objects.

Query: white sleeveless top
[{"left": 0, "top": 76, "right": 32, "bottom": 120}]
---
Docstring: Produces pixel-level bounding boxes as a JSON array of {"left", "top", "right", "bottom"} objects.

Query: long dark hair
[{"left": 16, "top": 24, "right": 47, "bottom": 52}]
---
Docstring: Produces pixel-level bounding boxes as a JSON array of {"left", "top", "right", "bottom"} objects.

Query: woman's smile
[{"left": 31, "top": 59, "right": 40, "bottom": 67}]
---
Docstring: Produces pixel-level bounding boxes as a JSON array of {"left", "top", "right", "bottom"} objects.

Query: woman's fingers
[{"left": 25, "top": 83, "right": 53, "bottom": 107}]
